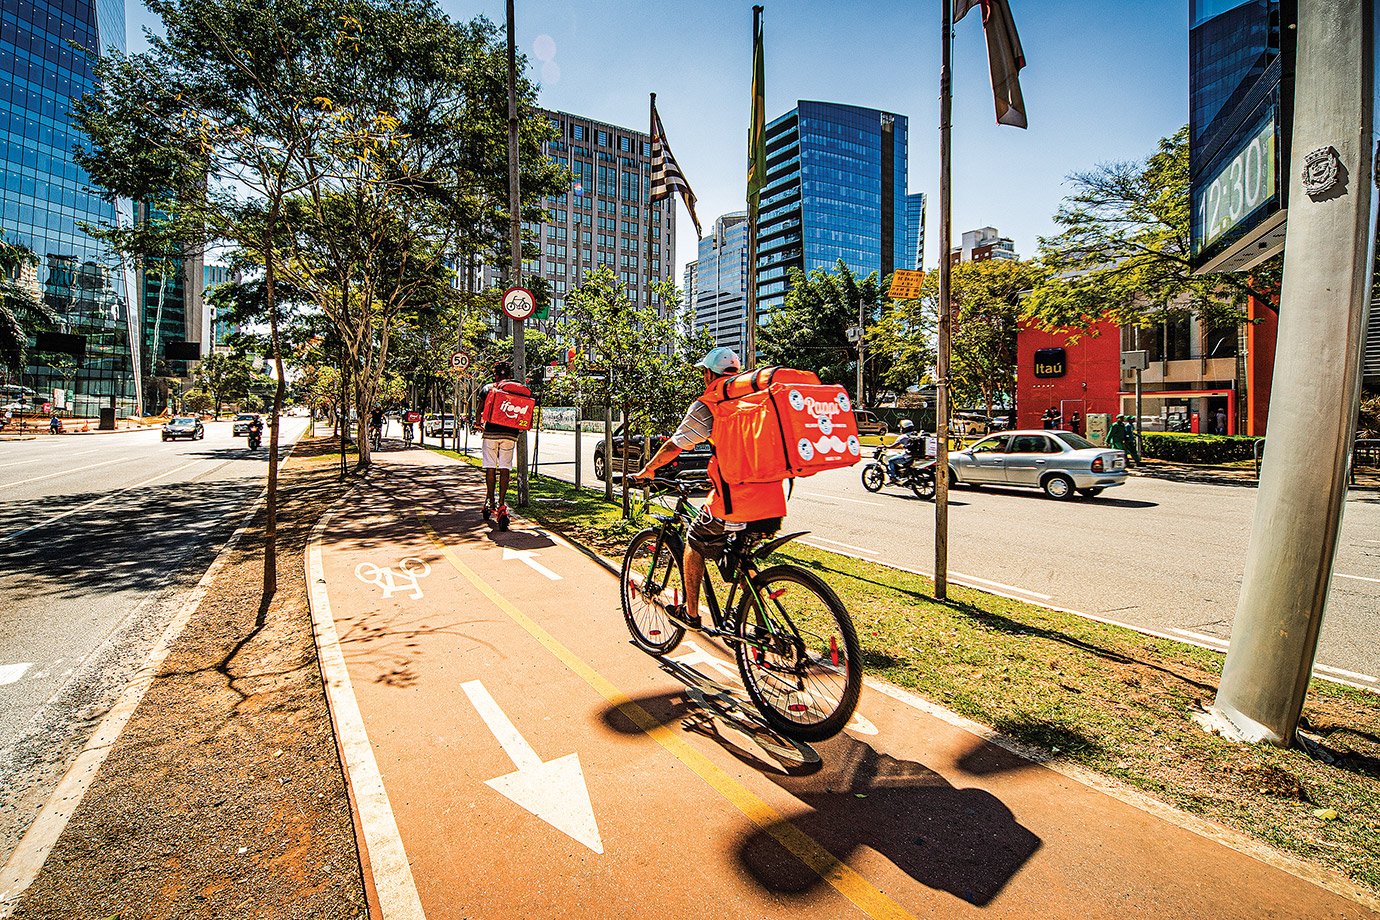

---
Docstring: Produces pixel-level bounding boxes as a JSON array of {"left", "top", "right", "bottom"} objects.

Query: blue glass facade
[
  {"left": 756, "top": 101, "right": 910, "bottom": 320},
  {"left": 905, "top": 192, "right": 926, "bottom": 271},
  {"left": 694, "top": 212, "right": 748, "bottom": 354},
  {"left": 3, "top": 0, "right": 137, "bottom": 416}
]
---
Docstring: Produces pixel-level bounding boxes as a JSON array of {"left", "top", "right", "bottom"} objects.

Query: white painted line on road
[
  {"left": 502, "top": 547, "right": 562, "bottom": 580},
  {"left": 800, "top": 493, "right": 885, "bottom": 507},
  {"left": 308, "top": 507, "right": 427, "bottom": 920},
  {"left": 948, "top": 570, "right": 1054, "bottom": 601},
  {"left": 0, "top": 664, "right": 32, "bottom": 686},
  {"left": 1335, "top": 572, "right": 1380, "bottom": 585},
  {"left": 802, "top": 536, "right": 881, "bottom": 556},
  {"left": 0, "top": 449, "right": 99, "bottom": 471},
  {"left": 462, "top": 680, "right": 603, "bottom": 854},
  {"left": 0, "top": 460, "right": 203, "bottom": 543},
  {"left": 0, "top": 457, "right": 125, "bottom": 489},
  {"left": 1171, "top": 628, "right": 1229, "bottom": 648},
  {"left": 1314, "top": 663, "right": 1379, "bottom": 683}
]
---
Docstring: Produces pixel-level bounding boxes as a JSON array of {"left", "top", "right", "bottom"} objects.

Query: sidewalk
[
  {"left": 310, "top": 447, "right": 1378, "bottom": 920},
  {"left": 1128, "top": 457, "right": 1380, "bottom": 490}
]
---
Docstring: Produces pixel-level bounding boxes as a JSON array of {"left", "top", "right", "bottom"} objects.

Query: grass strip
[{"left": 427, "top": 447, "right": 1380, "bottom": 894}]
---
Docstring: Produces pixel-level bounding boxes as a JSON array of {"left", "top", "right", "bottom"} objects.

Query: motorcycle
[
  {"left": 248, "top": 429, "right": 262, "bottom": 450},
  {"left": 860, "top": 445, "right": 936, "bottom": 500}
]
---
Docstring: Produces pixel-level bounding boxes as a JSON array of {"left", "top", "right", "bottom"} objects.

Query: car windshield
[
  {"left": 1054, "top": 432, "right": 1096, "bottom": 450},
  {"left": 236, "top": 415, "right": 254, "bottom": 421},
  {"left": 172, "top": 418, "right": 195, "bottom": 424}
]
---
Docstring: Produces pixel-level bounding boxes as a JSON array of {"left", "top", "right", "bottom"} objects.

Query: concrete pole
[
  {"left": 933, "top": 0, "right": 954, "bottom": 601},
  {"left": 1202, "top": 0, "right": 1375, "bottom": 745},
  {"left": 505, "top": 0, "right": 529, "bottom": 507}
]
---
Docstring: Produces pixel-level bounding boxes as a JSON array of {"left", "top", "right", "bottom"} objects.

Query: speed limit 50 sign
[{"left": 450, "top": 351, "right": 471, "bottom": 371}]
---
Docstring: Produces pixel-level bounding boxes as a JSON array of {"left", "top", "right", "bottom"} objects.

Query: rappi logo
[{"left": 787, "top": 389, "right": 845, "bottom": 419}]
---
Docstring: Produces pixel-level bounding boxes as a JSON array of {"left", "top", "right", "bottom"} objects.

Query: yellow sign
[{"left": 888, "top": 269, "right": 926, "bottom": 300}]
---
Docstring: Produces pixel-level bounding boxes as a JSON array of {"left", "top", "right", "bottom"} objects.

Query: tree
[
  {"left": 758, "top": 259, "right": 885, "bottom": 404},
  {"left": 1025, "top": 126, "right": 1279, "bottom": 331},
  {"left": 0, "top": 235, "right": 55, "bottom": 375},
  {"left": 557, "top": 267, "right": 709, "bottom": 517},
  {"left": 191, "top": 351, "right": 255, "bottom": 416}
]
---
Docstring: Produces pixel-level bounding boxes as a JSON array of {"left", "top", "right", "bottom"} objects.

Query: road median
[{"left": 427, "top": 445, "right": 1380, "bottom": 903}]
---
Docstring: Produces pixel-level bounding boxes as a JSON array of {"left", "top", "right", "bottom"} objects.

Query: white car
[{"left": 949, "top": 429, "right": 1128, "bottom": 499}]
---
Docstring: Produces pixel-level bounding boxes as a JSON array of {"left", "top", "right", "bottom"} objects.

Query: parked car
[
  {"left": 593, "top": 424, "right": 711, "bottom": 483},
  {"left": 232, "top": 413, "right": 260, "bottom": 436},
  {"left": 424, "top": 414, "right": 457, "bottom": 437},
  {"left": 162, "top": 416, "right": 205, "bottom": 441},
  {"left": 854, "top": 410, "right": 888, "bottom": 438},
  {"left": 948, "top": 429, "right": 1128, "bottom": 499}
]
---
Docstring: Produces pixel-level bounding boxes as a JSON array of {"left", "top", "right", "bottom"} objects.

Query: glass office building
[
  {"left": 2, "top": 0, "right": 140, "bottom": 416},
  {"left": 904, "top": 192, "right": 926, "bottom": 271},
  {"left": 757, "top": 101, "right": 910, "bottom": 319},
  {"left": 693, "top": 212, "right": 748, "bottom": 355}
]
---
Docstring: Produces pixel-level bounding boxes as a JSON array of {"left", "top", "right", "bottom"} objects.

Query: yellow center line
[{"left": 419, "top": 519, "right": 915, "bottom": 920}]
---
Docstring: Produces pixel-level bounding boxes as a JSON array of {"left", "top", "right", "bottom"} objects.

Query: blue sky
[{"left": 129, "top": 0, "right": 1191, "bottom": 280}]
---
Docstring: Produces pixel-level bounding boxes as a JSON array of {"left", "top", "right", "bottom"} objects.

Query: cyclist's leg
[{"left": 683, "top": 509, "right": 738, "bottom": 627}]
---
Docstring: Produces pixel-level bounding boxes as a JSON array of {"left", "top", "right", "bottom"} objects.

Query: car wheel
[
  {"left": 861, "top": 464, "right": 885, "bottom": 492},
  {"left": 1042, "top": 474, "right": 1075, "bottom": 500},
  {"left": 593, "top": 454, "right": 606, "bottom": 481},
  {"left": 161, "top": 435, "right": 168, "bottom": 441},
  {"left": 1077, "top": 487, "right": 1104, "bottom": 498}
]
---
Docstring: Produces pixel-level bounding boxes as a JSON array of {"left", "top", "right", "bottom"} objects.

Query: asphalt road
[
  {"left": 0, "top": 418, "right": 308, "bottom": 861},
  {"left": 494, "top": 426, "right": 1380, "bottom": 682}
]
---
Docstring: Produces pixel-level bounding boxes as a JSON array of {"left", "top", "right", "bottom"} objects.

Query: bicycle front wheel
[
  {"left": 735, "top": 565, "right": 861, "bottom": 741},
  {"left": 620, "top": 529, "right": 686, "bottom": 655}
]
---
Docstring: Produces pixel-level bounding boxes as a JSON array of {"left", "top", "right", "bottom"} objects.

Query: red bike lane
[{"left": 308, "top": 450, "right": 1377, "bottom": 920}]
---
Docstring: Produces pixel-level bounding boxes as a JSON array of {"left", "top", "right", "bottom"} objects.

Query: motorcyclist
[
  {"left": 887, "top": 419, "right": 926, "bottom": 483},
  {"left": 247, "top": 414, "right": 264, "bottom": 448}
]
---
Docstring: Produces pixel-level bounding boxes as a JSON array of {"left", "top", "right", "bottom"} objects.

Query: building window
[
  {"left": 598, "top": 129, "right": 610, "bottom": 146},
  {"left": 572, "top": 124, "right": 585, "bottom": 141},
  {"left": 619, "top": 136, "right": 631, "bottom": 152}
]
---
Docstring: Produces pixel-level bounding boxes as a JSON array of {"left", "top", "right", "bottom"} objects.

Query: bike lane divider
[
  {"left": 311, "top": 472, "right": 914, "bottom": 920},
  {"left": 316, "top": 455, "right": 1380, "bottom": 920}
]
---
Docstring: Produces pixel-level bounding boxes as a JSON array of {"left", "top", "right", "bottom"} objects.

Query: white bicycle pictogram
[{"left": 355, "top": 557, "right": 432, "bottom": 600}]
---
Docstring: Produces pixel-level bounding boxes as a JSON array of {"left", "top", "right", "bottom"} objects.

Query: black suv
[{"left": 593, "top": 424, "right": 711, "bottom": 483}]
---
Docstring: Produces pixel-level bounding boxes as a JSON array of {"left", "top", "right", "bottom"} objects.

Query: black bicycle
[{"left": 620, "top": 479, "right": 862, "bottom": 742}]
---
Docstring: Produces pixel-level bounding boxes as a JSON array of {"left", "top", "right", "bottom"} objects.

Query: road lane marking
[
  {"left": 0, "top": 449, "right": 99, "bottom": 470},
  {"left": 0, "top": 460, "right": 203, "bottom": 543},
  {"left": 353, "top": 558, "right": 431, "bottom": 599},
  {"left": 307, "top": 511, "right": 427, "bottom": 920},
  {"left": 462, "top": 680, "right": 603, "bottom": 854},
  {"left": 1335, "top": 572, "right": 1380, "bottom": 585},
  {"left": 0, "top": 457, "right": 126, "bottom": 489},
  {"left": 803, "top": 536, "right": 882, "bottom": 556},
  {"left": 421, "top": 521, "right": 916, "bottom": 920},
  {"left": 1168, "top": 631, "right": 1376, "bottom": 684},
  {"left": 1172, "top": 629, "right": 1229, "bottom": 648},
  {"left": 799, "top": 493, "right": 885, "bottom": 507},
  {"left": 501, "top": 547, "right": 562, "bottom": 580},
  {"left": 0, "top": 664, "right": 32, "bottom": 686}
]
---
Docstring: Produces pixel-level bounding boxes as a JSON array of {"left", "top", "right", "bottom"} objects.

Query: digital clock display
[{"left": 1194, "top": 117, "right": 1278, "bottom": 256}]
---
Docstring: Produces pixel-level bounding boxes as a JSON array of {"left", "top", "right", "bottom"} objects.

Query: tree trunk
[
  {"left": 262, "top": 210, "right": 282, "bottom": 601},
  {"left": 620, "top": 400, "right": 630, "bottom": 519}
]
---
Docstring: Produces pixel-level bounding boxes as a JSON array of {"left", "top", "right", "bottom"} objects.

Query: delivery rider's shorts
[
  {"left": 687, "top": 506, "right": 781, "bottom": 559},
  {"left": 481, "top": 436, "right": 517, "bottom": 470}
]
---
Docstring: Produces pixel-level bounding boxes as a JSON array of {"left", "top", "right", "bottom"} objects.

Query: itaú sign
[
  {"left": 1033, "top": 347, "right": 1067, "bottom": 378},
  {"left": 1194, "top": 117, "right": 1278, "bottom": 256}
]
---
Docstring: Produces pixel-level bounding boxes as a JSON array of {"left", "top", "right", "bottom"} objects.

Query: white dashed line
[{"left": 1335, "top": 572, "right": 1380, "bottom": 585}]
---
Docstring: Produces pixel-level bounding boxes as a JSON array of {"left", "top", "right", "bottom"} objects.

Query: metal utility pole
[
  {"left": 744, "top": 5, "right": 764, "bottom": 370},
  {"left": 855, "top": 298, "right": 866, "bottom": 407},
  {"left": 505, "top": 0, "right": 528, "bottom": 506},
  {"left": 933, "top": 0, "right": 954, "bottom": 601},
  {"left": 1202, "top": 0, "right": 1375, "bottom": 746}
]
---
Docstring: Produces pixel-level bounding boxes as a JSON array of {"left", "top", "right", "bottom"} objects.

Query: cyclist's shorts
[
  {"left": 482, "top": 435, "right": 518, "bottom": 470},
  {"left": 687, "top": 506, "right": 781, "bottom": 558}
]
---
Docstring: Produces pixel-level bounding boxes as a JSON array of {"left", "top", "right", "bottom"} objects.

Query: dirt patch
[{"left": 12, "top": 437, "right": 366, "bottom": 920}]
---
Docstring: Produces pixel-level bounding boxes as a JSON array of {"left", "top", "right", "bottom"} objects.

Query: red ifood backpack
[
  {"left": 704, "top": 367, "right": 861, "bottom": 486},
  {"left": 481, "top": 381, "right": 536, "bottom": 431}
]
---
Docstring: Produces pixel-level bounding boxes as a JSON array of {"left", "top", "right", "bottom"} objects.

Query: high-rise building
[
  {"left": 681, "top": 258, "right": 698, "bottom": 337},
  {"left": 951, "top": 226, "right": 1017, "bottom": 264},
  {"left": 693, "top": 212, "right": 749, "bottom": 355},
  {"left": 203, "top": 263, "right": 235, "bottom": 350},
  {"left": 904, "top": 192, "right": 927, "bottom": 271},
  {"left": 4, "top": 0, "right": 139, "bottom": 417},
  {"left": 756, "top": 101, "right": 911, "bottom": 320},
  {"left": 131, "top": 203, "right": 211, "bottom": 411},
  {"left": 483, "top": 109, "right": 675, "bottom": 327}
]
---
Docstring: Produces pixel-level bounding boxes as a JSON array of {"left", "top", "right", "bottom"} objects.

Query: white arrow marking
[
  {"left": 501, "top": 547, "right": 562, "bottom": 581},
  {"left": 462, "top": 680, "right": 602, "bottom": 854},
  {"left": 0, "top": 663, "right": 32, "bottom": 686}
]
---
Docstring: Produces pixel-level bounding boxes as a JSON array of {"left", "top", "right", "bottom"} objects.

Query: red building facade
[{"left": 1015, "top": 320, "right": 1122, "bottom": 430}]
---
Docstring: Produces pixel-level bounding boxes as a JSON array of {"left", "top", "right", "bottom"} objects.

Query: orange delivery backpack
[
  {"left": 703, "top": 367, "right": 862, "bottom": 501},
  {"left": 481, "top": 381, "right": 536, "bottom": 431}
]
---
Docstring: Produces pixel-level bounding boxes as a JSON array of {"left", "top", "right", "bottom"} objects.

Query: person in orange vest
[{"left": 634, "top": 347, "right": 784, "bottom": 630}]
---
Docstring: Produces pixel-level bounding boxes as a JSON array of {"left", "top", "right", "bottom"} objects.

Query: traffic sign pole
[{"left": 504, "top": 0, "right": 528, "bottom": 508}]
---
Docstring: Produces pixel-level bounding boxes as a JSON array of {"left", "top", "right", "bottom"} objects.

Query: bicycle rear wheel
[
  {"left": 620, "top": 528, "right": 686, "bottom": 655},
  {"left": 735, "top": 565, "right": 861, "bottom": 741}
]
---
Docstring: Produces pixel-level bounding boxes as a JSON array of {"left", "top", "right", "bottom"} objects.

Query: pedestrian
[
  {"left": 1125, "top": 415, "right": 1141, "bottom": 463},
  {"left": 1041, "top": 406, "right": 1058, "bottom": 430},
  {"left": 1215, "top": 407, "right": 1227, "bottom": 435},
  {"left": 1106, "top": 415, "right": 1128, "bottom": 451},
  {"left": 1069, "top": 410, "right": 1082, "bottom": 436},
  {"left": 48, "top": 413, "right": 62, "bottom": 435}
]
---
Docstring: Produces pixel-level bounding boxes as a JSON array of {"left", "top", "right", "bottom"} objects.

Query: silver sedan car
[{"left": 949, "top": 429, "right": 1128, "bottom": 499}]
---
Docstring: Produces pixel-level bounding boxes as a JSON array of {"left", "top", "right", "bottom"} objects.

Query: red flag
[{"left": 955, "top": 0, "right": 1028, "bottom": 129}]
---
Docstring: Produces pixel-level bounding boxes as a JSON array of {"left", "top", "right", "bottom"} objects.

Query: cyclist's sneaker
[
  {"left": 482, "top": 500, "right": 493, "bottom": 522},
  {"left": 666, "top": 603, "right": 702, "bottom": 631}
]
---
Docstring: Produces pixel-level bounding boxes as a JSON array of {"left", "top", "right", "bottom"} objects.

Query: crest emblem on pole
[{"left": 1302, "top": 146, "right": 1342, "bottom": 199}]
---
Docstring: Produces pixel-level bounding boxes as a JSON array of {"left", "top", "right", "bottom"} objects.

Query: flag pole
[
  {"left": 745, "top": 4, "right": 763, "bottom": 370},
  {"left": 934, "top": 0, "right": 953, "bottom": 601},
  {"left": 646, "top": 93, "right": 657, "bottom": 316}
]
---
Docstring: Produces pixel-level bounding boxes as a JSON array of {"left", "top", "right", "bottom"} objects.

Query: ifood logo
[{"left": 500, "top": 398, "right": 530, "bottom": 421}]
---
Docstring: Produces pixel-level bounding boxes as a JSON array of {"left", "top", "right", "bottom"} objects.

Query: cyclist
[
  {"left": 634, "top": 347, "right": 784, "bottom": 630},
  {"left": 368, "top": 406, "right": 384, "bottom": 447},
  {"left": 886, "top": 419, "right": 926, "bottom": 483},
  {"left": 477, "top": 360, "right": 522, "bottom": 521}
]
